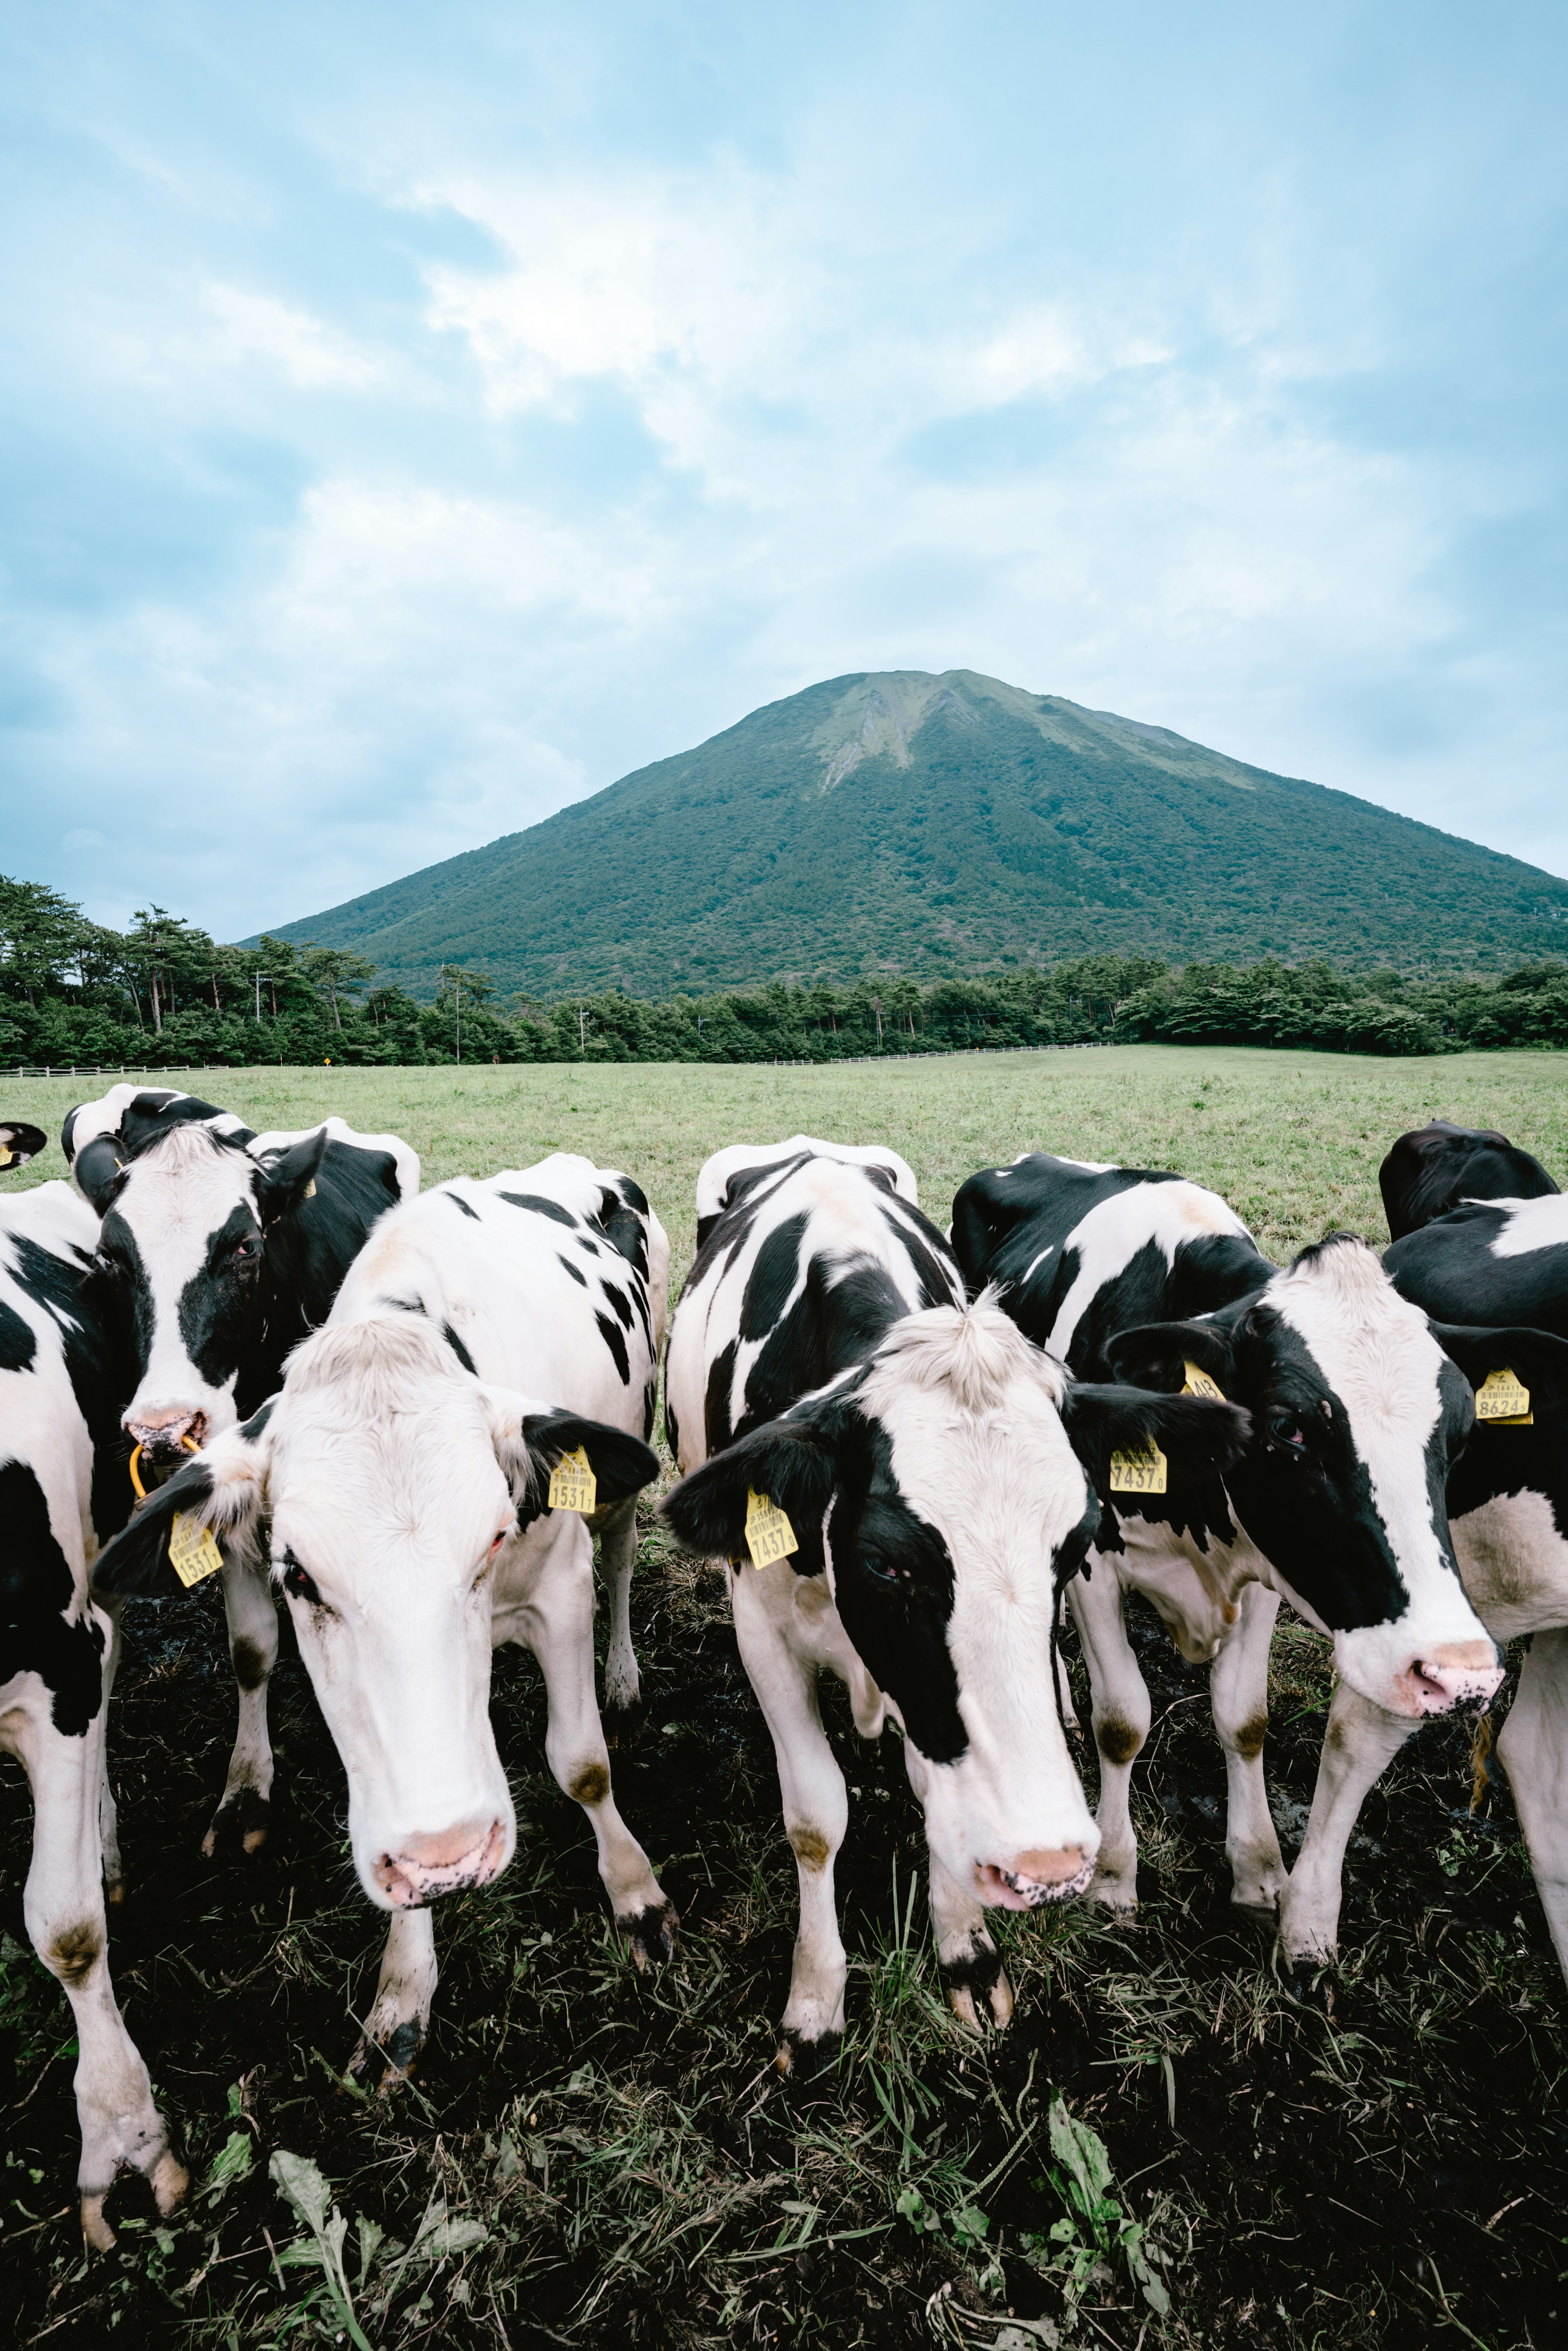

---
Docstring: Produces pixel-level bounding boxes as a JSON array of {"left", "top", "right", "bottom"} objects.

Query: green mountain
[{"left": 254, "top": 669, "right": 1568, "bottom": 996}]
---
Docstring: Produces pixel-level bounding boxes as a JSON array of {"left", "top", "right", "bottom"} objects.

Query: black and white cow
[
  {"left": 951, "top": 1152, "right": 1505, "bottom": 1913},
  {"left": 0, "top": 1176, "right": 186, "bottom": 2247},
  {"left": 661, "top": 1141, "right": 1248, "bottom": 2067},
  {"left": 1384, "top": 1191, "right": 1568, "bottom": 1346},
  {"left": 1380, "top": 1118, "right": 1557, "bottom": 1242},
  {"left": 63, "top": 1085, "right": 419, "bottom": 1852},
  {"left": 1282, "top": 1322, "right": 1568, "bottom": 1986},
  {"left": 0, "top": 1119, "right": 49, "bottom": 1170},
  {"left": 93, "top": 1155, "right": 672, "bottom": 2082}
]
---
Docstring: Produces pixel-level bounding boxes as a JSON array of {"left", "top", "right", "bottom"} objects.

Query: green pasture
[{"left": 2, "top": 1043, "right": 1566, "bottom": 2349}]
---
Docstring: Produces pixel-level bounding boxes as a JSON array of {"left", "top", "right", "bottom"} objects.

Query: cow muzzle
[
  {"left": 1396, "top": 1642, "right": 1505, "bottom": 1718},
  {"left": 126, "top": 1405, "right": 209, "bottom": 1465},
  {"left": 976, "top": 1847, "right": 1096, "bottom": 1910},
  {"left": 373, "top": 1818, "right": 509, "bottom": 1908}
]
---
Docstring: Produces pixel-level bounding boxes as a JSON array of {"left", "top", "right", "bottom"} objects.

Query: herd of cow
[{"left": 2, "top": 1088, "right": 1566, "bottom": 2255}]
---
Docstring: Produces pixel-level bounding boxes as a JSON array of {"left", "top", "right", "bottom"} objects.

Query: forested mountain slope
[{"left": 255, "top": 670, "right": 1568, "bottom": 996}]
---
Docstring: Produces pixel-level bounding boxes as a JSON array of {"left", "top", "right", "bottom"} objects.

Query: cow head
[
  {"left": 662, "top": 1301, "right": 1250, "bottom": 1911},
  {"left": 1107, "top": 1234, "right": 1503, "bottom": 1719},
  {"left": 91, "top": 1312, "right": 659, "bottom": 1908},
  {"left": 76, "top": 1117, "right": 328, "bottom": 1464}
]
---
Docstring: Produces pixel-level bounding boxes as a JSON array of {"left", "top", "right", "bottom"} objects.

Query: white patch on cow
[
  {"left": 1042, "top": 1179, "right": 1255, "bottom": 1363},
  {"left": 1261, "top": 1243, "right": 1497, "bottom": 1711},
  {"left": 1451, "top": 1487, "right": 1568, "bottom": 1641},
  {"left": 1022, "top": 1243, "right": 1055, "bottom": 1285},
  {"left": 1482, "top": 1193, "right": 1568, "bottom": 1259}
]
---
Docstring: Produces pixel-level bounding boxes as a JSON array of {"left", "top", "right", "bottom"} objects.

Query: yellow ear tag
[
  {"left": 548, "top": 1446, "right": 597, "bottom": 1512},
  {"left": 745, "top": 1488, "right": 797, "bottom": 1568},
  {"left": 1181, "top": 1360, "right": 1225, "bottom": 1401},
  {"left": 1476, "top": 1368, "right": 1532, "bottom": 1427},
  {"left": 1109, "top": 1441, "right": 1168, "bottom": 1496},
  {"left": 168, "top": 1513, "right": 225, "bottom": 1589},
  {"left": 303, "top": 1178, "right": 317, "bottom": 1199}
]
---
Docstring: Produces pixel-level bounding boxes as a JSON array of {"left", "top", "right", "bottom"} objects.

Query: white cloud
[{"left": 203, "top": 284, "right": 387, "bottom": 390}]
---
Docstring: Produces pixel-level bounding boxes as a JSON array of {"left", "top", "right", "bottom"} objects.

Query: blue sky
[{"left": 2, "top": 2, "right": 1565, "bottom": 939}]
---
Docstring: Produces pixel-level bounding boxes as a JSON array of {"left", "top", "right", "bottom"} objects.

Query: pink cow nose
[
  {"left": 374, "top": 1819, "right": 509, "bottom": 1908},
  {"left": 1404, "top": 1643, "right": 1506, "bottom": 1717},
  {"left": 976, "top": 1846, "right": 1096, "bottom": 1911},
  {"left": 126, "top": 1406, "right": 208, "bottom": 1463}
]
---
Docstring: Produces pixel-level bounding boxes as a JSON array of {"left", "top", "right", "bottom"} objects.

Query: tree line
[{"left": 3, "top": 873, "right": 1566, "bottom": 1069}]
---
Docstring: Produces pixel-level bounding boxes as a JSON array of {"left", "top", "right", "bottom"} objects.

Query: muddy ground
[{"left": 2, "top": 1508, "right": 1564, "bottom": 2350}]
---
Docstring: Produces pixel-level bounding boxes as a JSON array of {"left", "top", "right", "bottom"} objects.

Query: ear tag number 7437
[
  {"left": 1109, "top": 1441, "right": 1168, "bottom": 1496},
  {"left": 168, "top": 1513, "right": 225, "bottom": 1589},
  {"left": 548, "top": 1447, "right": 598, "bottom": 1513},
  {"left": 745, "top": 1489, "right": 797, "bottom": 1568}
]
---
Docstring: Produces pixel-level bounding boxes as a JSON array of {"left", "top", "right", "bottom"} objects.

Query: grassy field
[{"left": 2, "top": 1045, "right": 1566, "bottom": 2351}]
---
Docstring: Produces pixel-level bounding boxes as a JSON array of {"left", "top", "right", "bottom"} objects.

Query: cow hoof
[
  {"left": 1087, "top": 1872, "right": 1138, "bottom": 1914},
  {"left": 776, "top": 2027, "right": 842, "bottom": 2086},
  {"left": 151, "top": 2150, "right": 190, "bottom": 2217},
  {"left": 80, "top": 2193, "right": 116, "bottom": 2253},
  {"left": 201, "top": 1789, "right": 271, "bottom": 1862},
  {"left": 623, "top": 1899, "right": 679, "bottom": 1971},
  {"left": 601, "top": 1694, "right": 645, "bottom": 1752},
  {"left": 347, "top": 2019, "right": 424, "bottom": 2092},
  {"left": 941, "top": 1948, "right": 1014, "bottom": 2034}
]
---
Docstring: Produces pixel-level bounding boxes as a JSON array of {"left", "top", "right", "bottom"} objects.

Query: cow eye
[
  {"left": 862, "top": 1556, "right": 904, "bottom": 1586},
  {"left": 1268, "top": 1414, "right": 1307, "bottom": 1451},
  {"left": 281, "top": 1559, "right": 324, "bottom": 1607}
]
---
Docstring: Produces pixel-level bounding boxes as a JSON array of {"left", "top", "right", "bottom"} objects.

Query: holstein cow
[
  {"left": 93, "top": 1157, "right": 673, "bottom": 2081},
  {"left": 950, "top": 1153, "right": 1505, "bottom": 1913},
  {"left": 1282, "top": 1322, "right": 1568, "bottom": 1985},
  {"left": 63, "top": 1085, "right": 419, "bottom": 1853},
  {"left": 1385, "top": 1191, "right": 1568, "bottom": 1346},
  {"left": 661, "top": 1141, "right": 1248, "bottom": 2068},
  {"left": 1380, "top": 1118, "right": 1557, "bottom": 1243},
  {"left": 0, "top": 1175, "right": 185, "bottom": 2247}
]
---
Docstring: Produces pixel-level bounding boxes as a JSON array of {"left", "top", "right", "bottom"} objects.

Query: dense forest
[{"left": 5, "top": 874, "right": 1567, "bottom": 1069}]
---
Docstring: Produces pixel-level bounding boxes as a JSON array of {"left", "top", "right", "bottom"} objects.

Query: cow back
[{"left": 1380, "top": 1120, "right": 1558, "bottom": 1242}]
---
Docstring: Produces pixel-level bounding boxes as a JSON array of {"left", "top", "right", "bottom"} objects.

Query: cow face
[
  {"left": 1108, "top": 1235, "right": 1503, "bottom": 1718},
  {"left": 664, "top": 1304, "right": 1250, "bottom": 1911},
  {"left": 91, "top": 1315, "right": 658, "bottom": 1910},
  {"left": 83, "top": 1122, "right": 327, "bottom": 1463}
]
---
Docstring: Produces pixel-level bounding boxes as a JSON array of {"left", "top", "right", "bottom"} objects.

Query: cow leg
[
  {"left": 96, "top": 1595, "right": 124, "bottom": 1903},
  {"left": 731, "top": 1561, "right": 850, "bottom": 2071},
  {"left": 593, "top": 1496, "right": 642, "bottom": 1747},
  {"left": 1278, "top": 1678, "right": 1418, "bottom": 1963},
  {"left": 203, "top": 1548, "right": 279, "bottom": 1859},
  {"left": 349, "top": 1910, "right": 439, "bottom": 2089},
  {"left": 1497, "top": 1627, "right": 1568, "bottom": 1985},
  {"left": 6, "top": 1690, "right": 186, "bottom": 2251},
  {"left": 927, "top": 1843, "right": 1013, "bottom": 2033},
  {"left": 1067, "top": 1562, "right": 1149, "bottom": 1910},
  {"left": 522, "top": 1561, "right": 675, "bottom": 1969},
  {"left": 1211, "top": 1582, "right": 1286, "bottom": 1913}
]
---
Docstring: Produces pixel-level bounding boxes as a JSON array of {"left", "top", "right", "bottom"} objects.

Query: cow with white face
[
  {"left": 951, "top": 1154, "right": 1505, "bottom": 1913},
  {"left": 662, "top": 1142, "right": 1249, "bottom": 2068},
  {"left": 93, "top": 1155, "right": 673, "bottom": 2082},
  {"left": 63, "top": 1085, "right": 419, "bottom": 1856},
  {"left": 0, "top": 1175, "right": 186, "bottom": 2247}
]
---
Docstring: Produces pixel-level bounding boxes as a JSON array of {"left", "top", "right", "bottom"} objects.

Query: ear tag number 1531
[
  {"left": 168, "top": 1513, "right": 225, "bottom": 1589},
  {"left": 745, "top": 1489, "right": 797, "bottom": 1568},
  {"left": 548, "top": 1446, "right": 597, "bottom": 1512}
]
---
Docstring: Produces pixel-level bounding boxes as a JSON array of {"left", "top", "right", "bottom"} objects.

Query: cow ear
[
  {"left": 0, "top": 1121, "right": 46, "bottom": 1170},
  {"left": 72, "top": 1135, "right": 130, "bottom": 1214},
  {"left": 1430, "top": 1323, "right": 1568, "bottom": 1411},
  {"left": 1059, "top": 1382, "right": 1252, "bottom": 1501},
  {"left": 661, "top": 1413, "right": 845, "bottom": 1573},
  {"left": 478, "top": 1388, "right": 659, "bottom": 1513},
  {"left": 1103, "top": 1319, "right": 1234, "bottom": 1394},
  {"left": 91, "top": 1421, "right": 269, "bottom": 1602},
  {"left": 255, "top": 1127, "right": 330, "bottom": 1225}
]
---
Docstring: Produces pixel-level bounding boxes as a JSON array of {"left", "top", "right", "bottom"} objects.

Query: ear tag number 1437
[
  {"left": 745, "top": 1489, "right": 797, "bottom": 1568},
  {"left": 548, "top": 1446, "right": 597, "bottom": 1512},
  {"left": 168, "top": 1513, "right": 225, "bottom": 1589}
]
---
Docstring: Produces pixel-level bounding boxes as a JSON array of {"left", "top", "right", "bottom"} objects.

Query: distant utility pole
[
  {"left": 455, "top": 974, "right": 461, "bottom": 1064},
  {"left": 253, "top": 971, "right": 263, "bottom": 1024},
  {"left": 577, "top": 1003, "right": 587, "bottom": 1054}
]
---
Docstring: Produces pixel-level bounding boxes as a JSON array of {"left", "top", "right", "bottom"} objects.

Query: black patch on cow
[
  {"left": 665, "top": 1390, "right": 681, "bottom": 1460},
  {"left": 442, "top": 1322, "right": 478, "bottom": 1375},
  {"left": 741, "top": 1213, "right": 808, "bottom": 1340},
  {"left": 951, "top": 1154, "right": 1180, "bottom": 1299},
  {"left": 826, "top": 1416, "right": 967, "bottom": 1762},
  {"left": 1386, "top": 1203, "right": 1568, "bottom": 1347},
  {"left": 643, "top": 1377, "right": 657, "bottom": 1444},
  {"left": 444, "top": 1190, "right": 481, "bottom": 1220},
  {"left": 880, "top": 1201, "right": 961, "bottom": 1309},
  {"left": 73, "top": 1137, "right": 130, "bottom": 1214},
  {"left": 704, "top": 1339, "right": 739, "bottom": 1454},
  {"left": 92, "top": 1455, "right": 218, "bottom": 1600},
  {"left": 1381, "top": 1119, "right": 1558, "bottom": 1242},
  {"left": 240, "top": 1398, "right": 276, "bottom": 1440},
  {"left": 178, "top": 1201, "right": 265, "bottom": 1391},
  {"left": 1434, "top": 1324, "right": 1568, "bottom": 1538},
  {"left": 498, "top": 1192, "right": 577, "bottom": 1228},
  {"left": 596, "top": 1310, "right": 630, "bottom": 1385},
  {"left": 597, "top": 1182, "right": 650, "bottom": 1281},
  {"left": 741, "top": 1260, "right": 911, "bottom": 1443},
  {"left": 0, "top": 1461, "right": 106, "bottom": 1736},
  {"left": 601, "top": 1281, "right": 634, "bottom": 1331},
  {"left": 557, "top": 1252, "right": 588, "bottom": 1287},
  {"left": 0, "top": 1295, "right": 36, "bottom": 1373},
  {"left": 8, "top": 1233, "right": 137, "bottom": 1548},
  {"left": 0, "top": 1121, "right": 47, "bottom": 1167},
  {"left": 575, "top": 1233, "right": 601, "bottom": 1257}
]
